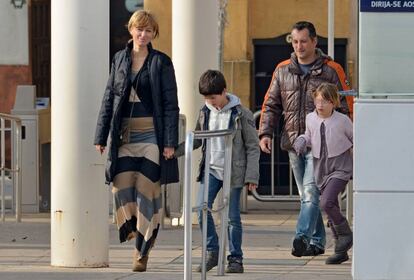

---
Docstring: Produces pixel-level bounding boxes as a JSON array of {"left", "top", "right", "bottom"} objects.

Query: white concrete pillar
[
  {"left": 50, "top": 0, "right": 109, "bottom": 267},
  {"left": 172, "top": 0, "right": 219, "bottom": 223},
  {"left": 327, "top": 0, "right": 335, "bottom": 59}
]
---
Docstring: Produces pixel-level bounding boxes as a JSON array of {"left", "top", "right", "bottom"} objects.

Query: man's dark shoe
[
  {"left": 302, "top": 244, "right": 325, "bottom": 256},
  {"left": 195, "top": 251, "right": 218, "bottom": 272},
  {"left": 226, "top": 256, "right": 244, "bottom": 273},
  {"left": 291, "top": 236, "right": 308, "bottom": 257}
]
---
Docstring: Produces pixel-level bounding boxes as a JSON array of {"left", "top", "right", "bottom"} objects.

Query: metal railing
[
  {"left": 344, "top": 180, "right": 353, "bottom": 223},
  {"left": 184, "top": 129, "right": 234, "bottom": 280},
  {"left": 0, "top": 113, "right": 22, "bottom": 222},
  {"left": 251, "top": 110, "right": 298, "bottom": 202}
]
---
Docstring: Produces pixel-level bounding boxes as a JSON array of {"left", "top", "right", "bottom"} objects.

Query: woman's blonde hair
[
  {"left": 127, "top": 10, "right": 159, "bottom": 38},
  {"left": 313, "top": 83, "right": 340, "bottom": 108}
]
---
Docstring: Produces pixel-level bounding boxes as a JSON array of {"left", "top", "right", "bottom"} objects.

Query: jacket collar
[
  {"left": 201, "top": 103, "right": 242, "bottom": 115},
  {"left": 288, "top": 48, "right": 331, "bottom": 75},
  {"left": 311, "top": 109, "right": 340, "bottom": 126},
  {"left": 125, "top": 40, "right": 154, "bottom": 54},
  {"left": 200, "top": 105, "right": 241, "bottom": 130}
]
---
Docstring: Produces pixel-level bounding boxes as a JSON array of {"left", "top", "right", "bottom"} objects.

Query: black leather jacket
[{"left": 94, "top": 42, "right": 179, "bottom": 184}]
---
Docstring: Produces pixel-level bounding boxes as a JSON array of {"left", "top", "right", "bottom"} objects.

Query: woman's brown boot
[{"left": 132, "top": 251, "right": 149, "bottom": 272}]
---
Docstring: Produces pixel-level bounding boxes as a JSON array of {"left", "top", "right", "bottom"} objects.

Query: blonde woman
[{"left": 94, "top": 10, "right": 179, "bottom": 272}]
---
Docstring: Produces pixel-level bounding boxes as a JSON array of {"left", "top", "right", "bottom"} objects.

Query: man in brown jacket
[{"left": 258, "top": 21, "right": 350, "bottom": 258}]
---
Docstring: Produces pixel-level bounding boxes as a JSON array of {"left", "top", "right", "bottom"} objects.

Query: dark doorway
[
  {"left": 110, "top": 0, "right": 143, "bottom": 63},
  {"left": 30, "top": 0, "right": 51, "bottom": 98},
  {"left": 253, "top": 33, "right": 347, "bottom": 196},
  {"left": 29, "top": 0, "right": 51, "bottom": 212}
]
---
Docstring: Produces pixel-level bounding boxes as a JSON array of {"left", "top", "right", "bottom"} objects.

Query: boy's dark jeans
[{"left": 197, "top": 173, "right": 243, "bottom": 259}]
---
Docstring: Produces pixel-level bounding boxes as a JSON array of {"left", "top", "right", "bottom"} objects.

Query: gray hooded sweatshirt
[{"left": 205, "top": 93, "right": 241, "bottom": 180}]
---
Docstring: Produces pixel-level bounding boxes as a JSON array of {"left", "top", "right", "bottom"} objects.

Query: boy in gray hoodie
[{"left": 176, "top": 70, "right": 260, "bottom": 273}]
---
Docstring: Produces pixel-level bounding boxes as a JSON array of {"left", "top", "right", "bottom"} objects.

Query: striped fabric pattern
[{"left": 112, "top": 86, "right": 161, "bottom": 258}]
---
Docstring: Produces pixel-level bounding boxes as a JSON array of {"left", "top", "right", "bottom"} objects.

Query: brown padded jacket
[{"left": 259, "top": 48, "right": 350, "bottom": 151}]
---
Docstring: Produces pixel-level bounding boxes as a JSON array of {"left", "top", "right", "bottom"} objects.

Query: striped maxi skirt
[{"left": 112, "top": 123, "right": 161, "bottom": 258}]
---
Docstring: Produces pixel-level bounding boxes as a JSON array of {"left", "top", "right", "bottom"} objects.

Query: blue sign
[{"left": 361, "top": 0, "right": 414, "bottom": 12}]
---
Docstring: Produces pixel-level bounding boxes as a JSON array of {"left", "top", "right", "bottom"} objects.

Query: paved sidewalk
[{"left": 0, "top": 205, "right": 352, "bottom": 280}]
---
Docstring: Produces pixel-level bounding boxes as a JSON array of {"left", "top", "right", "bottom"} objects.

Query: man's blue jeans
[
  {"left": 197, "top": 173, "right": 243, "bottom": 258},
  {"left": 288, "top": 150, "right": 326, "bottom": 249}
]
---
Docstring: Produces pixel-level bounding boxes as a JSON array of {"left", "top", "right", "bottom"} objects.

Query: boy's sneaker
[
  {"left": 291, "top": 235, "right": 308, "bottom": 257},
  {"left": 195, "top": 251, "right": 218, "bottom": 272},
  {"left": 225, "top": 256, "right": 244, "bottom": 273}
]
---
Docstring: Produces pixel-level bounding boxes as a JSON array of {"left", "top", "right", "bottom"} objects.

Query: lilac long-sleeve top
[{"left": 300, "top": 110, "right": 353, "bottom": 159}]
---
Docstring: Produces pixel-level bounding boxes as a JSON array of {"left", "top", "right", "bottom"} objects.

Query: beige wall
[
  {"left": 248, "top": 0, "right": 351, "bottom": 60},
  {"left": 144, "top": 0, "right": 172, "bottom": 56},
  {"left": 145, "top": 0, "right": 356, "bottom": 108},
  {"left": 222, "top": 1, "right": 251, "bottom": 107},
  {"left": 223, "top": 60, "right": 251, "bottom": 106},
  {"left": 223, "top": 0, "right": 249, "bottom": 61},
  {"left": 348, "top": 0, "right": 358, "bottom": 88}
]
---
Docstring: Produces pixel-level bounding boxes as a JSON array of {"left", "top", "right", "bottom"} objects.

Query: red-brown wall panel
[
  {"left": 0, "top": 65, "right": 31, "bottom": 113},
  {"left": 0, "top": 65, "right": 31, "bottom": 166}
]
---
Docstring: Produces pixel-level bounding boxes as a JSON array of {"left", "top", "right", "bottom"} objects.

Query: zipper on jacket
[
  {"left": 297, "top": 76, "right": 303, "bottom": 136},
  {"left": 198, "top": 107, "right": 240, "bottom": 180},
  {"left": 146, "top": 51, "right": 160, "bottom": 147},
  {"left": 229, "top": 107, "right": 241, "bottom": 130},
  {"left": 301, "top": 75, "right": 311, "bottom": 134},
  {"left": 113, "top": 54, "right": 132, "bottom": 136}
]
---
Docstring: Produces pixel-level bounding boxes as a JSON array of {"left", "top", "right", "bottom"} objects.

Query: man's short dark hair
[
  {"left": 292, "top": 21, "right": 317, "bottom": 39},
  {"left": 199, "top": 70, "right": 227, "bottom": 96}
]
